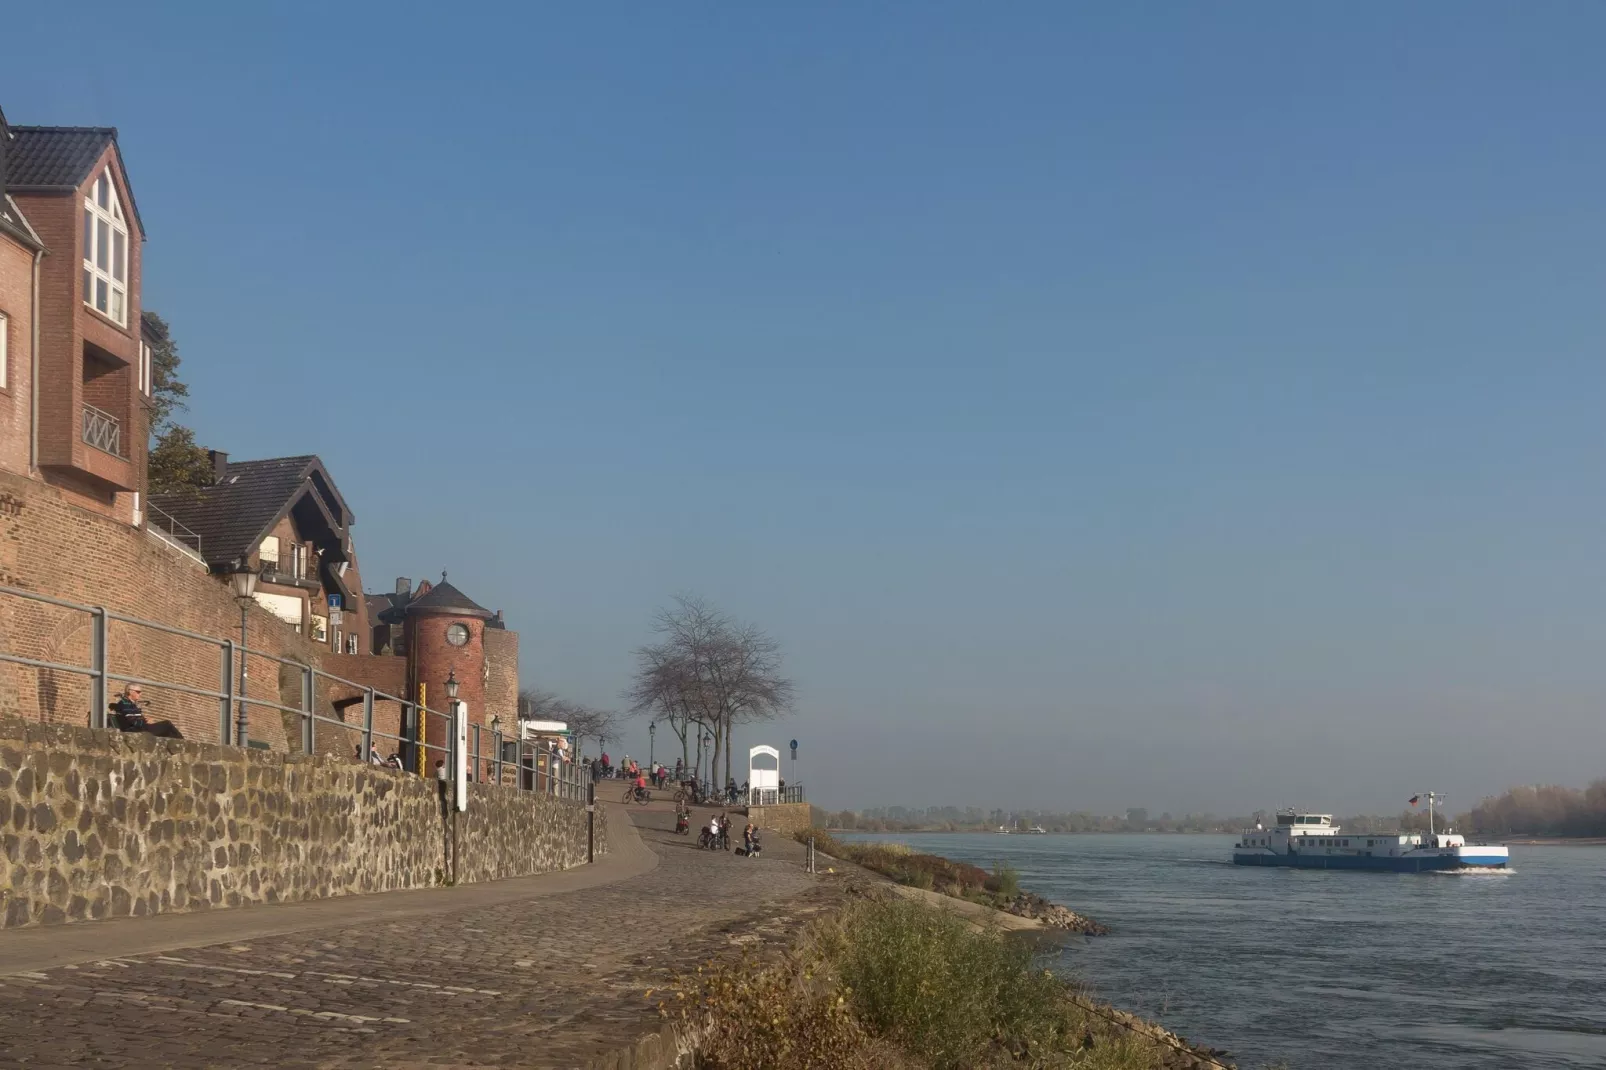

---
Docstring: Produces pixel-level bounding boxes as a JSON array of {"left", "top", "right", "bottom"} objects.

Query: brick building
[
  {"left": 0, "top": 107, "right": 149, "bottom": 524},
  {"left": 148, "top": 452, "right": 371, "bottom": 658},
  {"left": 0, "top": 103, "right": 521, "bottom": 755},
  {"left": 367, "top": 575, "right": 518, "bottom": 754}
]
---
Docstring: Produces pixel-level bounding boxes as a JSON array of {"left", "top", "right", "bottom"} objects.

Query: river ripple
[{"left": 840, "top": 832, "right": 1606, "bottom": 1069}]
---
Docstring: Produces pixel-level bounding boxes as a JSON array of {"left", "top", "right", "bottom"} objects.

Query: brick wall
[
  {"left": 747, "top": 802, "right": 814, "bottom": 836},
  {"left": 0, "top": 716, "right": 602, "bottom": 929},
  {"left": 0, "top": 233, "right": 35, "bottom": 478},
  {"left": 483, "top": 627, "right": 519, "bottom": 724},
  {"left": 0, "top": 467, "right": 371, "bottom": 751}
]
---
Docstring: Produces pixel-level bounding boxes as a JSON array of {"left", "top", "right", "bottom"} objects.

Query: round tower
[{"left": 404, "top": 573, "right": 495, "bottom": 758}]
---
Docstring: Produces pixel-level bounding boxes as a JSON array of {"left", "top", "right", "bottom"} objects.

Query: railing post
[
  {"left": 473, "top": 723, "right": 481, "bottom": 786},
  {"left": 88, "top": 606, "right": 109, "bottom": 729},
  {"left": 219, "top": 641, "right": 235, "bottom": 744},
  {"left": 300, "top": 665, "right": 314, "bottom": 755},
  {"left": 362, "top": 687, "right": 374, "bottom": 763},
  {"left": 492, "top": 730, "right": 502, "bottom": 786}
]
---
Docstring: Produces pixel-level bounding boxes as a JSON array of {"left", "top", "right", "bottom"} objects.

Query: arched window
[{"left": 83, "top": 171, "right": 128, "bottom": 325}]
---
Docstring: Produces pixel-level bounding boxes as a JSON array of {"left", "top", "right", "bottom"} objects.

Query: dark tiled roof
[
  {"left": 8, "top": 127, "right": 115, "bottom": 187},
  {"left": 366, "top": 591, "right": 404, "bottom": 622},
  {"left": 6, "top": 126, "right": 144, "bottom": 232},
  {"left": 149, "top": 455, "right": 321, "bottom": 568},
  {"left": 405, "top": 579, "right": 492, "bottom": 618}
]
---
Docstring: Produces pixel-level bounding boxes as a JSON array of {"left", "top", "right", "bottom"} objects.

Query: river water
[{"left": 839, "top": 832, "right": 1606, "bottom": 1069}]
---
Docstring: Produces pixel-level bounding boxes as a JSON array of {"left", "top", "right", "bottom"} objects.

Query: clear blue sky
[{"left": 9, "top": 4, "right": 1606, "bottom": 815}]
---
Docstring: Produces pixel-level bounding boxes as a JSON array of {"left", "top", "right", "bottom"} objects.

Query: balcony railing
[{"left": 82, "top": 404, "right": 121, "bottom": 456}]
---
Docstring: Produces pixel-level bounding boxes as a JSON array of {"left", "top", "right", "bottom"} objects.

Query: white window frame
[
  {"left": 291, "top": 543, "right": 304, "bottom": 579},
  {"left": 259, "top": 536, "right": 280, "bottom": 567},
  {"left": 138, "top": 340, "right": 152, "bottom": 396},
  {"left": 82, "top": 172, "right": 129, "bottom": 326},
  {"left": 345, "top": 633, "right": 358, "bottom": 654},
  {"left": 0, "top": 311, "right": 8, "bottom": 390},
  {"left": 310, "top": 614, "right": 328, "bottom": 642}
]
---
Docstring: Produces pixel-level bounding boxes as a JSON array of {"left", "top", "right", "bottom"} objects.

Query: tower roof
[{"left": 404, "top": 576, "right": 492, "bottom": 619}]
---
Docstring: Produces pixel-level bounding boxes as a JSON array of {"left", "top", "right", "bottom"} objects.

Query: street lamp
[
  {"left": 648, "top": 721, "right": 656, "bottom": 767},
  {"left": 444, "top": 668, "right": 460, "bottom": 702},
  {"left": 228, "top": 559, "right": 260, "bottom": 746}
]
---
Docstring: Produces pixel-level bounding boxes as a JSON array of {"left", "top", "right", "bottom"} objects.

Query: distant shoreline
[{"left": 835, "top": 829, "right": 1606, "bottom": 844}]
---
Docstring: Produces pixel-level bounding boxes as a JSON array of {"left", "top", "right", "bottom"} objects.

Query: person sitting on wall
[{"left": 107, "top": 685, "right": 183, "bottom": 738}]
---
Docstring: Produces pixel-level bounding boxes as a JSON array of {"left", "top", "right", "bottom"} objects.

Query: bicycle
[{"left": 622, "top": 784, "right": 652, "bottom": 805}]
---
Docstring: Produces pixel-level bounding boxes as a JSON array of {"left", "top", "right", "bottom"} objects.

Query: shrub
[
  {"left": 677, "top": 897, "right": 1169, "bottom": 1070},
  {"left": 985, "top": 861, "right": 1021, "bottom": 900},
  {"left": 828, "top": 898, "right": 1074, "bottom": 1069}
]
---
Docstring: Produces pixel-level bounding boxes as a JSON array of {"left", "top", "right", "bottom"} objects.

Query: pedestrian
[
  {"left": 107, "top": 684, "right": 183, "bottom": 738},
  {"left": 674, "top": 757, "right": 684, "bottom": 781},
  {"left": 743, "top": 822, "right": 756, "bottom": 857},
  {"left": 368, "top": 742, "right": 382, "bottom": 765}
]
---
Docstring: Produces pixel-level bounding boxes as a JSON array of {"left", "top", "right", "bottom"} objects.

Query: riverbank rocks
[{"left": 1003, "top": 890, "right": 1110, "bottom": 934}]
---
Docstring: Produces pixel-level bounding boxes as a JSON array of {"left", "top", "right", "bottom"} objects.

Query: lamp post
[
  {"left": 489, "top": 714, "right": 503, "bottom": 784},
  {"left": 229, "top": 560, "right": 260, "bottom": 747},
  {"left": 443, "top": 668, "right": 461, "bottom": 796},
  {"left": 648, "top": 721, "right": 656, "bottom": 768}
]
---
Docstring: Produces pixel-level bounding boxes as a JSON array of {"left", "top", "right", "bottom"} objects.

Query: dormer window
[{"left": 82, "top": 171, "right": 128, "bottom": 325}]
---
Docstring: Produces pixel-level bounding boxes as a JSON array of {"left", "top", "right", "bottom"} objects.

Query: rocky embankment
[{"left": 1002, "top": 890, "right": 1111, "bottom": 934}]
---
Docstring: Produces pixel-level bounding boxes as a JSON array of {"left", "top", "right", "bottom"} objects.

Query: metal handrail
[
  {"left": 144, "top": 502, "right": 202, "bottom": 555},
  {"left": 0, "top": 581, "right": 589, "bottom": 805}
]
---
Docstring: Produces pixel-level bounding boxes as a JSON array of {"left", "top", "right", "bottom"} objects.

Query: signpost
[
  {"left": 790, "top": 739, "right": 798, "bottom": 793},
  {"left": 452, "top": 700, "right": 468, "bottom": 813}
]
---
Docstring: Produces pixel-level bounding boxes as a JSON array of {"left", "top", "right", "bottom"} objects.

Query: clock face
[{"left": 445, "top": 622, "right": 470, "bottom": 647}]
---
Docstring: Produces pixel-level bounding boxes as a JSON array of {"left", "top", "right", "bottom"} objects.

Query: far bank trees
[{"left": 627, "top": 594, "right": 794, "bottom": 786}]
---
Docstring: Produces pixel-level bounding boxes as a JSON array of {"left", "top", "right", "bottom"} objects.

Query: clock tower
[{"left": 403, "top": 573, "right": 495, "bottom": 758}]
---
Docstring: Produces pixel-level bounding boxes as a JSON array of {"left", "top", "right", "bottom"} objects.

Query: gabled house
[
  {"left": 0, "top": 108, "right": 152, "bottom": 523},
  {"left": 148, "top": 453, "right": 370, "bottom": 655}
]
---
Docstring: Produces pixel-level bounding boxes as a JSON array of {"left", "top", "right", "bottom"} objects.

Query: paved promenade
[{"left": 0, "top": 804, "right": 838, "bottom": 1069}]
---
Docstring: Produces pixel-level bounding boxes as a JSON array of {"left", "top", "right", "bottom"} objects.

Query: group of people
[
  {"left": 592, "top": 752, "right": 678, "bottom": 789},
  {"left": 698, "top": 812, "right": 762, "bottom": 858}
]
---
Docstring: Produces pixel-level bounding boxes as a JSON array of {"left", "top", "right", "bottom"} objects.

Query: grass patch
[
  {"left": 670, "top": 896, "right": 1175, "bottom": 1069},
  {"left": 801, "top": 829, "right": 1022, "bottom": 908}
]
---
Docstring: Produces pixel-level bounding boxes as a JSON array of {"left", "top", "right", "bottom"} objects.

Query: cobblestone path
[{"left": 0, "top": 807, "right": 838, "bottom": 1069}]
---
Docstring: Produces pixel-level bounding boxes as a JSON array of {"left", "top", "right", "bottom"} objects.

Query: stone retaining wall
[
  {"left": 747, "top": 802, "right": 813, "bottom": 835},
  {"left": 0, "top": 717, "right": 601, "bottom": 929}
]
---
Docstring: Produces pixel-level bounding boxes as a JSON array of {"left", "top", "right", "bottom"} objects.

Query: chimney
[
  {"left": 395, "top": 577, "right": 411, "bottom": 596},
  {"left": 207, "top": 450, "right": 229, "bottom": 483}
]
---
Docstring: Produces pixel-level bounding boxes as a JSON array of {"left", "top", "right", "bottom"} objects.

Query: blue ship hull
[{"left": 1233, "top": 852, "right": 1506, "bottom": 872}]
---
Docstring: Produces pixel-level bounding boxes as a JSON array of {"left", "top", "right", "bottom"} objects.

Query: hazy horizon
[{"left": 10, "top": 4, "right": 1605, "bottom": 818}]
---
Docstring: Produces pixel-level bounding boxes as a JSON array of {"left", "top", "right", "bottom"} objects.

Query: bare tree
[
  {"left": 626, "top": 594, "right": 795, "bottom": 787},
  {"left": 519, "top": 688, "right": 619, "bottom": 762},
  {"left": 564, "top": 704, "right": 621, "bottom": 762}
]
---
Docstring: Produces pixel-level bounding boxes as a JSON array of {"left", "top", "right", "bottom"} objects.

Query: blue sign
[
  {"left": 790, "top": 739, "right": 798, "bottom": 755},
  {"left": 327, "top": 593, "right": 343, "bottom": 609}
]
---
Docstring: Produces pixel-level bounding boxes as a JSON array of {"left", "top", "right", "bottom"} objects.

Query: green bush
[
  {"left": 986, "top": 861, "right": 1021, "bottom": 900},
  {"left": 677, "top": 897, "right": 1170, "bottom": 1069},
  {"left": 830, "top": 898, "right": 1073, "bottom": 1069}
]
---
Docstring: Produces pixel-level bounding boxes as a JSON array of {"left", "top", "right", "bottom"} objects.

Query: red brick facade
[{"left": 11, "top": 145, "right": 145, "bottom": 520}]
